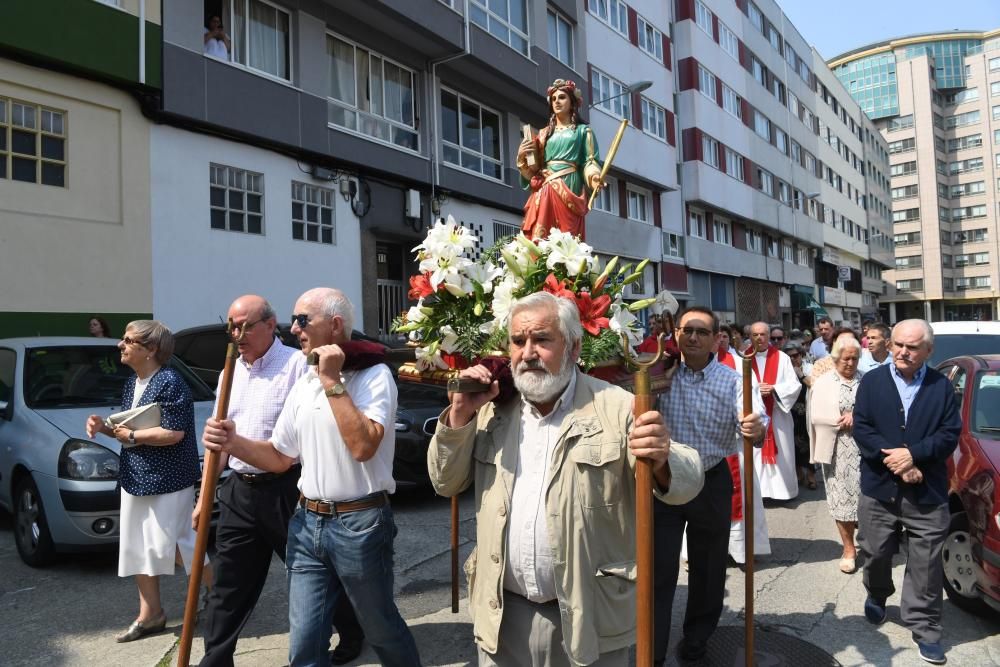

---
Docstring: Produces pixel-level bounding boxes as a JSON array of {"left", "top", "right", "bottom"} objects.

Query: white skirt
[{"left": 118, "top": 486, "right": 207, "bottom": 577}]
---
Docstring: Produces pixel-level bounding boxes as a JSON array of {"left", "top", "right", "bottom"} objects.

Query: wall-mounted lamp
[{"left": 589, "top": 80, "right": 653, "bottom": 109}]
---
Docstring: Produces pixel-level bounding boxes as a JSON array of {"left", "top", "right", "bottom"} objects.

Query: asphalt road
[{"left": 1, "top": 484, "right": 998, "bottom": 666}]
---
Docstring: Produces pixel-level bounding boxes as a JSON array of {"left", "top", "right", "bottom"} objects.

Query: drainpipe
[
  {"left": 428, "top": 0, "right": 471, "bottom": 206},
  {"left": 138, "top": 0, "right": 146, "bottom": 85}
]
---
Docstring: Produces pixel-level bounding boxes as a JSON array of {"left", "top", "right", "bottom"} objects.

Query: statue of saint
[{"left": 517, "top": 79, "right": 603, "bottom": 241}]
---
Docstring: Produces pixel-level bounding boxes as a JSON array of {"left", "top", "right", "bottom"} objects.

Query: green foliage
[{"left": 579, "top": 328, "right": 622, "bottom": 371}]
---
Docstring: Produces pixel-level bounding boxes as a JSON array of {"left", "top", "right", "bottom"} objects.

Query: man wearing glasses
[
  {"left": 196, "top": 295, "right": 364, "bottom": 666},
  {"left": 203, "top": 288, "right": 419, "bottom": 667},
  {"left": 654, "top": 306, "right": 767, "bottom": 663}
]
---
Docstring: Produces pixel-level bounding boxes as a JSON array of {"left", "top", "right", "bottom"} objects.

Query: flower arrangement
[{"left": 392, "top": 217, "right": 660, "bottom": 372}]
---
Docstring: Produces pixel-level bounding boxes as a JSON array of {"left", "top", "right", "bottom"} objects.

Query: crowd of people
[{"left": 82, "top": 292, "right": 959, "bottom": 666}]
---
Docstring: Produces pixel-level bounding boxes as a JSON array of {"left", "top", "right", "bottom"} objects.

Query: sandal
[{"left": 115, "top": 611, "right": 166, "bottom": 643}]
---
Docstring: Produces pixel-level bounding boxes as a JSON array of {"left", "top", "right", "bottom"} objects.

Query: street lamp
[{"left": 589, "top": 80, "right": 653, "bottom": 109}]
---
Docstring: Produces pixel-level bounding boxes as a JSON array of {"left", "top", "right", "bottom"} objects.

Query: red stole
[
  {"left": 751, "top": 346, "right": 780, "bottom": 465},
  {"left": 717, "top": 349, "right": 735, "bottom": 369},
  {"left": 716, "top": 350, "right": 743, "bottom": 520}
]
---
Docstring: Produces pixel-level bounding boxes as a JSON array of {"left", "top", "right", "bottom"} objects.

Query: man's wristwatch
[
  {"left": 128, "top": 430, "right": 136, "bottom": 445},
  {"left": 324, "top": 382, "right": 347, "bottom": 397}
]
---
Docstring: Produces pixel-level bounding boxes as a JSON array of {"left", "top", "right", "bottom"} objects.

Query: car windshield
[
  {"left": 23, "top": 346, "right": 215, "bottom": 408},
  {"left": 929, "top": 334, "right": 1000, "bottom": 366},
  {"left": 973, "top": 370, "right": 1000, "bottom": 434}
]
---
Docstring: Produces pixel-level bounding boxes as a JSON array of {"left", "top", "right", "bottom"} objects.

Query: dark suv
[{"left": 173, "top": 324, "right": 446, "bottom": 487}]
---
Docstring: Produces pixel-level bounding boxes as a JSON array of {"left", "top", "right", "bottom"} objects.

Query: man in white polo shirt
[{"left": 203, "top": 287, "right": 419, "bottom": 667}]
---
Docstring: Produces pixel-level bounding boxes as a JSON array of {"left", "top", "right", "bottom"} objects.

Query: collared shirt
[
  {"left": 271, "top": 364, "right": 397, "bottom": 501},
  {"left": 218, "top": 338, "right": 307, "bottom": 474},
  {"left": 858, "top": 349, "right": 892, "bottom": 374},
  {"left": 503, "top": 373, "right": 577, "bottom": 603},
  {"left": 659, "top": 356, "right": 767, "bottom": 470},
  {"left": 810, "top": 337, "right": 829, "bottom": 360},
  {"left": 891, "top": 362, "right": 927, "bottom": 422}
]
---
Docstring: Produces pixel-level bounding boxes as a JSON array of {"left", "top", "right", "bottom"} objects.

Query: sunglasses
[
  {"left": 121, "top": 336, "right": 145, "bottom": 347},
  {"left": 771, "top": 336, "right": 785, "bottom": 342},
  {"left": 290, "top": 313, "right": 312, "bottom": 329}
]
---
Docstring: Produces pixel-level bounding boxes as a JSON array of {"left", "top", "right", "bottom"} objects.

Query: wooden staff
[
  {"left": 587, "top": 118, "right": 629, "bottom": 210},
  {"left": 451, "top": 496, "right": 459, "bottom": 613},
  {"left": 740, "top": 348, "right": 755, "bottom": 667},
  {"left": 622, "top": 333, "right": 665, "bottom": 667},
  {"left": 177, "top": 320, "right": 243, "bottom": 667}
]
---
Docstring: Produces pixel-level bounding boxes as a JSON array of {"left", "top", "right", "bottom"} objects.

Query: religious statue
[{"left": 517, "top": 79, "right": 603, "bottom": 241}]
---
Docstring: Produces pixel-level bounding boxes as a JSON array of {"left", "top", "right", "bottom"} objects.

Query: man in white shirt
[
  {"left": 858, "top": 322, "right": 893, "bottom": 374},
  {"left": 810, "top": 317, "right": 834, "bottom": 360},
  {"left": 203, "top": 288, "right": 418, "bottom": 667},
  {"left": 196, "top": 295, "right": 364, "bottom": 666},
  {"left": 429, "top": 292, "right": 704, "bottom": 666},
  {"left": 749, "top": 322, "right": 803, "bottom": 500}
]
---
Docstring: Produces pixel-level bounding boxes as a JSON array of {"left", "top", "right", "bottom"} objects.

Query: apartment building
[
  {"left": 668, "top": 0, "right": 891, "bottom": 328},
  {"left": 831, "top": 30, "right": 1000, "bottom": 322}
]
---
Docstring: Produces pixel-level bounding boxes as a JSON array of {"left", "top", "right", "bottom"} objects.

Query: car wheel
[
  {"left": 942, "top": 511, "right": 991, "bottom": 616},
  {"left": 13, "top": 475, "right": 56, "bottom": 567}
]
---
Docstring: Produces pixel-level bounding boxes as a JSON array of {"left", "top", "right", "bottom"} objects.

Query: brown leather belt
[{"left": 299, "top": 491, "right": 388, "bottom": 516}]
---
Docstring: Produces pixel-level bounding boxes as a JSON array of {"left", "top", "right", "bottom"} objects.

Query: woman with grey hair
[
  {"left": 85, "top": 320, "right": 208, "bottom": 642},
  {"left": 807, "top": 335, "right": 864, "bottom": 573}
]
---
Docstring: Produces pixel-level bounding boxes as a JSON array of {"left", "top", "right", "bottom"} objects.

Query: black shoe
[
  {"left": 864, "top": 596, "right": 887, "bottom": 625},
  {"left": 330, "top": 636, "right": 364, "bottom": 665},
  {"left": 677, "top": 637, "right": 708, "bottom": 662},
  {"left": 912, "top": 636, "right": 946, "bottom": 664}
]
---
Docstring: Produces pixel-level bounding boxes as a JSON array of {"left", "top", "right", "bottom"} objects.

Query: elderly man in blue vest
[{"left": 853, "top": 319, "right": 961, "bottom": 665}]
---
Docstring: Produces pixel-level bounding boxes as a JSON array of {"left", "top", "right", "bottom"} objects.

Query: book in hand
[{"left": 105, "top": 403, "right": 161, "bottom": 440}]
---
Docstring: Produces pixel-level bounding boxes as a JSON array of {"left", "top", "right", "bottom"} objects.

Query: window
[
  {"left": 950, "top": 157, "right": 984, "bottom": 174},
  {"left": 785, "top": 44, "right": 797, "bottom": 68},
  {"left": 291, "top": 182, "right": 335, "bottom": 244},
  {"left": 778, "top": 181, "right": 790, "bottom": 203},
  {"left": 751, "top": 57, "right": 765, "bottom": 86},
  {"left": 945, "top": 88, "right": 979, "bottom": 105},
  {"left": 891, "top": 160, "right": 917, "bottom": 176},
  {"left": 952, "top": 205, "right": 987, "bottom": 221},
  {"left": 991, "top": 57, "right": 1000, "bottom": 72},
  {"left": 953, "top": 228, "right": 988, "bottom": 244},
  {"left": 698, "top": 66, "right": 717, "bottom": 103},
  {"left": 591, "top": 68, "right": 631, "bottom": 119},
  {"left": 782, "top": 240, "right": 793, "bottom": 262},
  {"left": 637, "top": 16, "right": 663, "bottom": 62},
  {"left": 891, "top": 184, "right": 918, "bottom": 200},
  {"left": 641, "top": 97, "right": 666, "bottom": 141},
  {"left": 210, "top": 164, "right": 264, "bottom": 234},
  {"left": 892, "top": 208, "right": 919, "bottom": 223},
  {"left": 590, "top": 0, "right": 627, "bottom": 37},
  {"left": 887, "top": 114, "right": 914, "bottom": 132},
  {"left": 470, "top": 0, "right": 529, "bottom": 55},
  {"left": 546, "top": 9, "right": 574, "bottom": 67},
  {"left": 746, "top": 229, "right": 762, "bottom": 253},
  {"left": 955, "top": 276, "right": 991, "bottom": 290},
  {"left": 702, "top": 134, "right": 720, "bottom": 168},
  {"left": 954, "top": 252, "right": 990, "bottom": 267},
  {"left": 947, "top": 133, "right": 982, "bottom": 152},
  {"left": 766, "top": 236, "right": 779, "bottom": 257},
  {"left": 663, "top": 232, "right": 684, "bottom": 258},
  {"left": 753, "top": 110, "right": 770, "bottom": 141},
  {"left": 719, "top": 22, "right": 739, "bottom": 61},
  {"left": 796, "top": 244, "right": 810, "bottom": 265},
  {"left": 713, "top": 217, "right": 731, "bottom": 245},
  {"left": 768, "top": 24, "right": 781, "bottom": 53},
  {"left": 992, "top": 82, "right": 1000, "bottom": 97},
  {"left": 689, "top": 209, "right": 707, "bottom": 239},
  {"left": 593, "top": 175, "right": 618, "bottom": 214},
  {"left": 327, "top": 35, "right": 418, "bottom": 151},
  {"left": 695, "top": 0, "right": 713, "bottom": 36},
  {"left": 804, "top": 151, "right": 816, "bottom": 175},
  {"left": 945, "top": 110, "right": 980, "bottom": 129},
  {"left": 725, "top": 148, "right": 744, "bottom": 180},
  {"left": 627, "top": 186, "right": 650, "bottom": 223},
  {"left": 440, "top": 89, "right": 502, "bottom": 179},
  {"left": 757, "top": 168, "right": 773, "bottom": 196},
  {"left": 0, "top": 99, "right": 66, "bottom": 186},
  {"left": 895, "top": 255, "right": 922, "bottom": 270},
  {"left": 788, "top": 91, "right": 800, "bottom": 118},
  {"left": 790, "top": 140, "right": 801, "bottom": 164},
  {"left": 775, "top": 127, "right": 787, "bottom": 154},
  {"left": 722, "top": 84, "right": 741, "bottom": 119},
  {"left": 895, "top": 279, "right": 923, "bottom": 291},
  {"left": 888, "top": 137, "right": 915, "bottom": 154},
  {"left": 231, "top": 0, "right": 291, "bottom": 80},
  {"left": 950, "top": 181, "right": 985, "bottom": 197},
  {"left": 994, "top": 105, "right": 1000, "bottom": 121},
  {"left": 894, "top": 231, "right": 921, "bottom": 246},
  {"left": 748, "top": 2, "right": 763, "bottom": 31},
  {"left": 942, "top": 253, "right": 952, "bottom": 268}
]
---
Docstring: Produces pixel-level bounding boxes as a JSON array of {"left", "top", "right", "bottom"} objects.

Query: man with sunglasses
[
  {"left": 654, "top": 307, "right": 766, "bottom": 663},
  {"left": 196, "top": 295, "right": 364, "bottom": 666},
  {"left": 203, "top": 288, "right": 419, "bottom": 667}
]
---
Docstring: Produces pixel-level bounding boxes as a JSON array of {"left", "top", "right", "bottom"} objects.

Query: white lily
[
  {"left": 490, "top": 277, "right": 519, "bottom": 328},
  {"left": 540, "top": 229, "right": 596, "bottom": 277},
  {"left": 609, "top": 299, "right": 643, "bottom": 347},
  {"left": 415, "top": 344, "right": 449, "bottom": 371},
  {"left": 405, "top": 300, "right": 428, "bottom": 325},
  {"left": 439, "top": 325, "right": 460, "bottom": 354},
  {"left": 465, "top": 261, "right": 503, "bottom": 294}
]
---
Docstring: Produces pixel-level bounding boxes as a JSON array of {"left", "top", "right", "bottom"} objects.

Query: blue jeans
[{"left": 286, "top": 499, "right": 420, "bottom": 667}]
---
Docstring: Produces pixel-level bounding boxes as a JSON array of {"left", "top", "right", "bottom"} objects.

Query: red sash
[
  {"left": 751, "top": 346, "right": 780, "bottom": 465},
  {"left": 717, "top": 350, "right": 743, "bottom": 520},
  {"left": 717, "top": 349, "right": 736, "bottom": 369}
]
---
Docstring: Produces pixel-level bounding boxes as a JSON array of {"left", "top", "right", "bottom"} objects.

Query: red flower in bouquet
[
  {"left": 408, "top": 273, "right": 435, "bottom": 300},
  {"left": 542, "top": 273, "right": 575, "bottom": 302},
  {"left": 575, "top": 292, "right": 611, "bottom": 336}
]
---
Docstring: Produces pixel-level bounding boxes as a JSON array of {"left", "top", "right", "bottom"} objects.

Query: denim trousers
[{"left": 286, "top": 500, "right": 421, "bottom": 667}]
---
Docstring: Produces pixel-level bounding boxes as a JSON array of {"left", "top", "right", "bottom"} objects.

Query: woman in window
[
  {"left": 517, "top": 79, "right": 603, "bottom": 240},
  {"left": 85, "top": 321, "right": 210, "bottom": 642}
]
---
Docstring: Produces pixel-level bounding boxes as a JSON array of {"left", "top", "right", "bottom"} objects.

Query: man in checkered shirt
[
  {"left": 654, "top": 306, "right": 767, "bottom": 663},
  {"left": 195, "top": 295, "right": 364, "bottom": 666}
]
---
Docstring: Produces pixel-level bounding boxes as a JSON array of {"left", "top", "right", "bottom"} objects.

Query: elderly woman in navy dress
[{"left": 85, "top": 320, "right": 209, "bottom": 642}]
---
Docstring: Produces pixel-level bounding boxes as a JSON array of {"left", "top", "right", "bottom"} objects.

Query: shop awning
[{"left": 806, "top": 298, "right": 829, "bottom": 318}]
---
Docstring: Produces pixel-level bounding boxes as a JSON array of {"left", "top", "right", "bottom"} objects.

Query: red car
[{"left": 937, "top": 355, "right": 1000, "bottom": 616}]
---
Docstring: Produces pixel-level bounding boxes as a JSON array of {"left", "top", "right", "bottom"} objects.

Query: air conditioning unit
[{"left": 405, "top": 189, "right": 421, "bottom": 218}]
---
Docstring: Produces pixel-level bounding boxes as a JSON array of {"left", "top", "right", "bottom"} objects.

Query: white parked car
[
  {"left": 929, "top": 321, "right": 1000, "bottom": 366},
  {"left": 0, "top": 337, "right": 216, "bottom": 566}
]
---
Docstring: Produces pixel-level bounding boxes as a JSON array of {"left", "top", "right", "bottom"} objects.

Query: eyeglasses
[
  {"left": 231, "top": 319, "right": 264, "bottom": 337},
  {"left": 290, "top": 313, "right": 312, "bottom": 329},
  {"left": 771, "top": 336, "right": 785, "bottom": 342},
  {"left": 121, "top": 336, "right": 145, "bottom": 347},
  {"left": 679, "top": 326, "right": 713, "bottom": 338}
]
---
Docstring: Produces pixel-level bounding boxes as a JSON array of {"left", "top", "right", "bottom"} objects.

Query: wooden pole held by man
[{"left": 177, "top": 320, "right": 242, "bottom": 667}]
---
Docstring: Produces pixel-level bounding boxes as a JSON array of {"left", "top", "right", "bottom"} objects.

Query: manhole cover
[{"left": 692, "top": 626, "right": 841, "bottom": 666}]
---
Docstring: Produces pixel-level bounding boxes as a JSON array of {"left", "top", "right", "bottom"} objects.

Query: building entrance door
[{"left": 376, "top": 243, "right": 407, "bottom": 341}]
